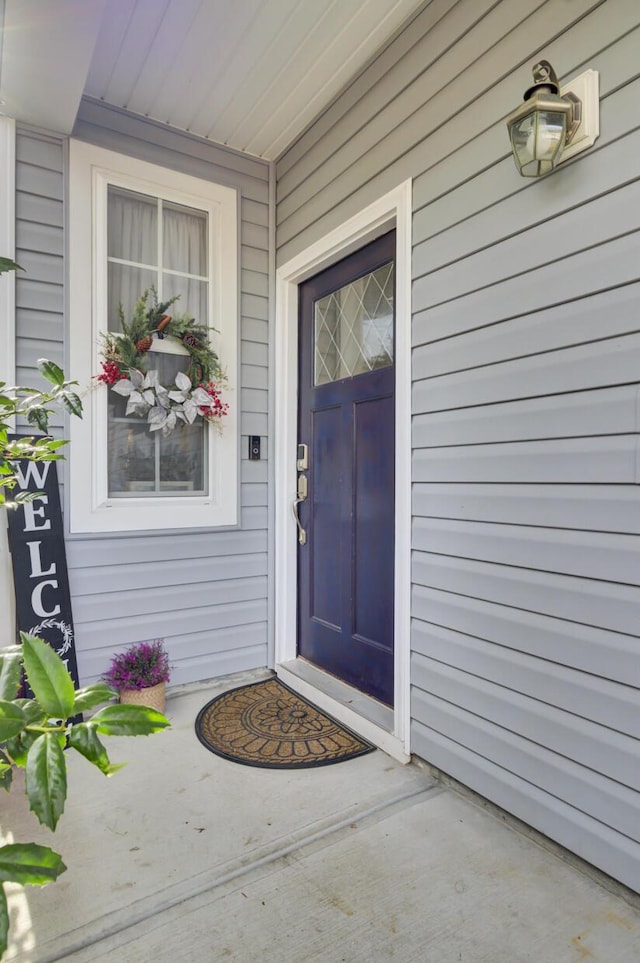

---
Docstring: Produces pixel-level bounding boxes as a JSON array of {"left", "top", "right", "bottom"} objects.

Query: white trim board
[
  {"left": 274, "top": 181, "right": 412, "bottom": 761},
  {"left": 0, "top": 116, "right": 16, "bottom": 651},
  {"left": 0, "top": 115, "right": 15, "bottom": 386}
]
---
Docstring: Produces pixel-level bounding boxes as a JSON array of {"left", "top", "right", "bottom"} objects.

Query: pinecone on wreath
[
  {"left": 136, "top": 335, "right": 153, "bottom": 353},
  {"left": 182, "top": 332, "right": 200, "bottom": 348}
]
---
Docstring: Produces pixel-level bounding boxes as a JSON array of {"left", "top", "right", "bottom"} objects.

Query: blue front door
[{"left": 297, "top": 231, "right": 395, "bottom": 706}]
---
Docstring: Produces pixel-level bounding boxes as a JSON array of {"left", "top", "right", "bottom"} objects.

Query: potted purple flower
[{"left": 104, "top": 639, "right": 171, "bottom": 713}]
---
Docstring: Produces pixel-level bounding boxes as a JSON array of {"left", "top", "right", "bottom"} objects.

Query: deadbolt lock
[{"left": 297, "top": 443, "right": 308, "bottom": 471}]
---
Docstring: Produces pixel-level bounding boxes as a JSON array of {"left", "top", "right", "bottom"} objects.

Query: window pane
[
  {"left": 108, "top": 263, "right": 157, "bottom": 330},
  {"left": 106, "top": 186, "right": 212, "bottom": 500},
  {"left": 108, "top": 187, "right": 157, "bottom": 264},
  {"left": 108, "top": 420, "right": 155, "bottom": 496},
  {"left": 314, "top": 261, "right": 394, "bottom": 385},
  {"left": 163, "top": 274, "right": 208, "bottom": 322},
  {"left": 159, "top": 425, "right": 206, "bottom": 494},
  {"left": 145, "top": 344, "right": 191, "bottom": 386},
  {"left": 108, "top": 391, "right": 128, "bottom": 420},
  {"left": 163, "top": 202, "right": 207, "bottom": 276},
  {"left": 108, "top": 418, "right": 208, "bottom": 497}
]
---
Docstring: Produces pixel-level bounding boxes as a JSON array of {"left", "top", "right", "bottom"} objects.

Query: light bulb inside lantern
[{"left": 527, "top": 112, "right": 565, "bottom": 161}]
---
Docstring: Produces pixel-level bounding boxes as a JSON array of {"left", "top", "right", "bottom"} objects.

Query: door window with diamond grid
[{"left": 314, "top": 261, "right": 394, "bottom": 385}]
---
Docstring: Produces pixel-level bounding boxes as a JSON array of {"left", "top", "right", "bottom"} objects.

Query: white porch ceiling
[{"left": 0, "top": 0, "right": 427, "bottom": 160}]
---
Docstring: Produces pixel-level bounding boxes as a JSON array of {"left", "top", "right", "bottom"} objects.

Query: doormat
[{"left": 195, "top": 676, "right": 376, "bottom": 769}]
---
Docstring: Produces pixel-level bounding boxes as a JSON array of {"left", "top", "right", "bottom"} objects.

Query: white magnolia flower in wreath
[{"left": 111, "top": 368, "right": 224, "bottom": 436}]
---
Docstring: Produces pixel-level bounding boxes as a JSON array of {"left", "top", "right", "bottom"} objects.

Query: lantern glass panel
[{"left": 510, "top": 108, "right": 568, "bottom": 177}]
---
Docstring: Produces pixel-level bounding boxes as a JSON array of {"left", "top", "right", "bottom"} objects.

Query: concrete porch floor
[{"left": 2, "top": 670, "right": 639, "bottom": 962}]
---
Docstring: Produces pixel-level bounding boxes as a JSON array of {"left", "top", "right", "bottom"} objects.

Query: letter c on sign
[{"left": 31, "top": 580, "right": 61, "bottom": 618}]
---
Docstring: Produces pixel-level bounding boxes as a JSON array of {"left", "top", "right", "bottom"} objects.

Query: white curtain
[
  {"left": 107, "top": 188, "right": 157, "bottom": 328},
  {"left": 107, "top": 189, "right": 208, "bottom": 326},
  {"left": 162, "top": 202, "right": 208, "bottom": 320}
]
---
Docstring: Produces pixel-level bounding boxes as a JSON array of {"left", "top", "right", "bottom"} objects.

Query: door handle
[{"left": 292, "top": 471, "right": 307, "bottom": 545}]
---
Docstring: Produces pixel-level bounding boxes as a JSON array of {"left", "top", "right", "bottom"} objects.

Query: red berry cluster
[
  {"left": 198, "top": 381, "right": 229, "bottom": 421},
  {"left": 96, "top": 360, "right": 125, "bottom": 385}
]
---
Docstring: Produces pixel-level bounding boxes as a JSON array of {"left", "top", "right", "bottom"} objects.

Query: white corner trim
[
  {"left": 274, "top": 180, "right": 413, "bottom": 758},
  {"left": 0, "top": 116, "right": 16, "bottom": 386},
  {"left": 0, "top": 116, "right": 15, "bottom": 652}
]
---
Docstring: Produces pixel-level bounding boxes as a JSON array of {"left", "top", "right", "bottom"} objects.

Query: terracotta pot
[{"left": 119, "top": 681, "right": 166, "bottom": 713}]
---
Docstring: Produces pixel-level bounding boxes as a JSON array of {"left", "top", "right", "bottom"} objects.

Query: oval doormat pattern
[{"left": 195, "top": 677, "right": 375, "bottom": 769}]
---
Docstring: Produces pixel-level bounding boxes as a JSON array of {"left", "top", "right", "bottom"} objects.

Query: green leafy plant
[
  {"left": 0, "top": 636, "right": 170, "bottom": 957},
  {"left": 0, "top": 274, "right": 169, "bottom": 957},
  {"left": 1, "top": 358, "right": 83, "bottom": 508},
  {"left": 0, "top": 258, "right": 23, "bottom": 276}
]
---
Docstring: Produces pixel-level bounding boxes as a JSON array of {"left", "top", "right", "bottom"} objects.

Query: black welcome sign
[{"left": 6, "top": 446, "right": 80, "bottom": 693}]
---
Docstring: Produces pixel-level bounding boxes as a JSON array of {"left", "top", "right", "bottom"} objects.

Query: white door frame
[{"left": 274, "top": 181, "right": 412, "bottom": 761}]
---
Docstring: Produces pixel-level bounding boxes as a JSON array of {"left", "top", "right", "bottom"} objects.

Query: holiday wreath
[{"left": 96, "top": 288, "right": 229, "bottom": 436}]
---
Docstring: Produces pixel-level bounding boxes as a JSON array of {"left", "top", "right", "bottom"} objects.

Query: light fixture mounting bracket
[{"left": 556, "top": 69, "right": 599, "bottom": 163}]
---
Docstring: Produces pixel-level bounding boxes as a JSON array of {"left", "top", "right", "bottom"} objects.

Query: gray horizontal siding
[
  {"left": 413, "top": 554, "right": 639, "bottom": 637},
  {"left": 412, "top": 586, "right": 640, "bottom": 686},
  {"left": 410, "top": 680, "right": 640, "bottom": 805},
  {"left": 16, "top": 107, "right": 271, "bottom": 689},
  {"left": 412, "top": 483, "right": 640, "bottom": 534},
  {"left": 411, "top": 695, "right": 640, "bottom": 846},
  {"left": 415, "top": 170, "right": 640, "bottom": 308},
  {"left": 77, "top": 618, "right": 267, "bottom": 688},
  {"left": 276, "top": 0, "right": 640, "bottom": 892},
  {"left": 412, "top": 628, "right": 640, "bottom": 740},
  {"left": 412, "top": 386, "right": 640, "bottom": 446},
  {"left": 276, "top": 0, "right": 615, "bottom": 261},
  {"left": 413, "top": 518, "right": 640, "bottom": 585},
  {"left": 413, "top": 233, "right": 640, "bottom": 346},
  {"left": 14, "top": 130, "right": 64, "bottom": 389},
  {"left": 412, "top": 437, "right": 639, "bottom": 484},
  {"left": 69, "top": 552, "right": 267, "bottom": 595},
  {"left": 412, "top": 283, "right": 640, "bottom": 374}
]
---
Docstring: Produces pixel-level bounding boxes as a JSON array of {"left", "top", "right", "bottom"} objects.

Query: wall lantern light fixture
[{"left": 506, "top": 60, "right": 600, "bottom": 177}]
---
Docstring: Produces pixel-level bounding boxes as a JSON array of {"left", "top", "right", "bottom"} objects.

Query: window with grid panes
[{"left": 106, "top": 187, "right": 209, "bottom": 497}]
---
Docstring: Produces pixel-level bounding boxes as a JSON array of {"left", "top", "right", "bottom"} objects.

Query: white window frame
[{"left": 68, "top": 140, "right": 238, "bottom": 534}]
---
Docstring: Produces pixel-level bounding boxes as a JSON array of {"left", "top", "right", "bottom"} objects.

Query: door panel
[
  {"left": 312, "top": 404, "right": 342, "bottom": 628},
  {"left": 297, "top": 230, "right": 395, "bottom": 706},
  {"left": 353, "top": 394, "right": 395, "bottom": 647}
]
